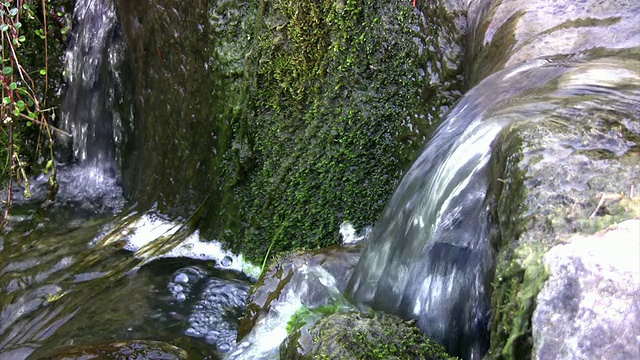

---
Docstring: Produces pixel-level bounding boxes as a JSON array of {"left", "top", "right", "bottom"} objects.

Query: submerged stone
[{"left": 39, "top": 340, "right": 193, "bottom": 360}]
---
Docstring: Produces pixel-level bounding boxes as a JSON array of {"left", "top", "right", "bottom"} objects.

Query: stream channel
[{"left": 1, "top": 0, "right": 640, "bottom": 359}]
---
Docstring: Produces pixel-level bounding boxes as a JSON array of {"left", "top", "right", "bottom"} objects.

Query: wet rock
[
  {"left": 467, "top": 0, "right": 640, "bottom": 85},
  {"left": 39, "top": 340, "right": 192, "bottom": 360},
  {"left": 231, "top": 246, "right": 359, "bottom": 359},
  {"left": 454, "top": 1, "right": 640, "bottom": 359},
  {"left": 280, "top": 311, "right": 458, "bottom": 360},
  {"left": 237, "top": 245, "right": 360, "bottom": 340},
  {"left": 532, "top": 220, "right": 640, "bottom": 360}
]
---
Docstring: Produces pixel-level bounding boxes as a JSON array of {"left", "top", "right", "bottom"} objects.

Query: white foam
[
  {"left": 96, "top": 212, "right": 261, "bottom": 279},
  {"left": 339, "top": 221, "right": 371, "bottom": 245}
]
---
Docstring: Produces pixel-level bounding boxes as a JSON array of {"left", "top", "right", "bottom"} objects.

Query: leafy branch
[{"left": 0, "top": 0, "right": 60, "bottom": 229}]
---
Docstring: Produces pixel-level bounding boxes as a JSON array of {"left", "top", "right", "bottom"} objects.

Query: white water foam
[{"left": 94, "top": 212, "right": 261, "bottom": 279}]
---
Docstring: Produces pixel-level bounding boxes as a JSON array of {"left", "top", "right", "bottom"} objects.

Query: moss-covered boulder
[
  {"left": 280, "top": 311, "right": 458, "bottom": 359},
  {"left": 219, "top": 0, "right": 466, "bottom": 262}
]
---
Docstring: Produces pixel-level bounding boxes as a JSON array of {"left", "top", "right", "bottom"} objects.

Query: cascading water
[
  {"left": 345, "top": 52, "right": 639, "bottom": 359},
  {"left": 57, "top": 0, "right": 127, "bottom": 205}
]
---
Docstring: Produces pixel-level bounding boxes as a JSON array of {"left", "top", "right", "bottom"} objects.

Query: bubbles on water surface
[{"left": 162, "top": 263, "right": 250, "bottom": 353}]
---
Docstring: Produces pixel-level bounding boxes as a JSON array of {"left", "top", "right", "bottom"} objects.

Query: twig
[{"left": 590, "top": 192, "right": 606, "bottom": 218}]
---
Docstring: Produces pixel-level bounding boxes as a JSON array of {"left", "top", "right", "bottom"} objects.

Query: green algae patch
[
  {"left": 489, "top": 243, "right": 548, "bottom": 360},
  {"left": 220, "top": 0, "right": 464, "bottom": 263}
]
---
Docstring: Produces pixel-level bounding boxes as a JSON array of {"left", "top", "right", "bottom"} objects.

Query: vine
[{"left": 0, "top": 0, "right": 67, "bottom": 228}]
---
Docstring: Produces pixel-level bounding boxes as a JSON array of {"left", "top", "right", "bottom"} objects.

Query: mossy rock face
[
  {"left": 115, "top": 0, "right": 464, "bottom": 264},
  {"left": 117, "top": 0, "right": 250, "bottom": 215},
  {"left": 280, "top": 311, "right": 458, "bottom": 360},
  {"left": 485, "top": 56, "right": 640, "bottom": 359},
  {"left": 221, "top": 0, "right": 465, "bottom": 263}
]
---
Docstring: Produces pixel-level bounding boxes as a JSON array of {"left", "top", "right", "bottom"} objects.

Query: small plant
[{"left": 0, "top": 0, "right": 64, "bottom": 228}]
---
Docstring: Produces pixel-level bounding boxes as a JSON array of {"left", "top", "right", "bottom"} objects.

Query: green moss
[
  {"left": 283, "top": 311, "right": 458, "bottom": 360},
  {"left": 489, "top": 243, "right": 548, "bottom": 360},
  {"left": 217, "top": 0, "right": 464, "bottom": 264}
]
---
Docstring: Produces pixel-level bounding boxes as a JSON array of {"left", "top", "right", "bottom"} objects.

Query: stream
[{"left": 1, "top": 0, "right": 639, "bottom": 359}]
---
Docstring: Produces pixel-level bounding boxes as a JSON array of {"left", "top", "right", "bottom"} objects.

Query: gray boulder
[{"left": 533, "top": 220, "right": 640, "bottom": 360}]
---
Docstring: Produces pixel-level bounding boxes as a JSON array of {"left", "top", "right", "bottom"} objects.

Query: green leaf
[
  {"left": 39, "top": 69, "right": 47, "bottom": 75},
  {"left": 0, "top": 24, "right": 8, "bottom": 32},
  {"left": 13, "top": 108, "right": 20, "bottom": 116},
  {"left": 18, "top": 35, "right": 25, "bottom": 42},
  {"left": 2, "top": 97, "right": 10, "bottom": 105},
  {"left": 9, "top": 8, "right": 18, "bottom": 17},
  {"left": 22, "top": 3, "right": 30, "bottom": 10},
  {"left": 15, "top": 22, "right": 21, "bottom": 29},
  {"left": 26, "top": 99, "right": 33, "bottom": 107},
  {"left": 2, "top": 66, "right": 13, "bottom": 75},
  {"left": 9, "top": 82, "right": 17, "bottom": 90},
  {"left": 28, "top": 112, "right": 36, "bottom": 119},
  {"left": 26, "top": 121, "right": 32, "bottom": 127},
  {"left": 16, "top": 100, "right": 25, "bottom": 111}
]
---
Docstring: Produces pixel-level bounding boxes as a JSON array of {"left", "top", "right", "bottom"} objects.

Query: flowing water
[
  {"left": 346, "top": 52, "right": 640, "bottom": 359},
  {"left": 59, "top": 0, "right": 127, "bottom": 181},
  {"left": 1, "top": 0, "right": 639, "bottom": 359},
  {"left": 0, "top": 0, "right": 255, "bottom": 358}
]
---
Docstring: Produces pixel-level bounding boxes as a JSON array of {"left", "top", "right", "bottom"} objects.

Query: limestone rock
[{"left": 532, "top": 220, "right": 640, "bottom": 360}]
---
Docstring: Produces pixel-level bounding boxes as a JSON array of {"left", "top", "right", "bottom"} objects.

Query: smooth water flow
[{"left": 346, "top": 53, "right": 640, "bottom": 359}]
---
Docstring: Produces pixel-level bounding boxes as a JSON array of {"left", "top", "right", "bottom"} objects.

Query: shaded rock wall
[{"left": 116, "top": 0, "right": 466, "bottom": 263}]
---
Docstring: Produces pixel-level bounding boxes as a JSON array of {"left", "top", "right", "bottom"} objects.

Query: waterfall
[
  {"left": 60, "top": 0, "right": 125, "bottom": 182},
  {"left": 345, "top": 57, "right": 577, "bottom": 359},
  {"left": 54, "top": 0, "right": 127, "bottom": 209}
]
